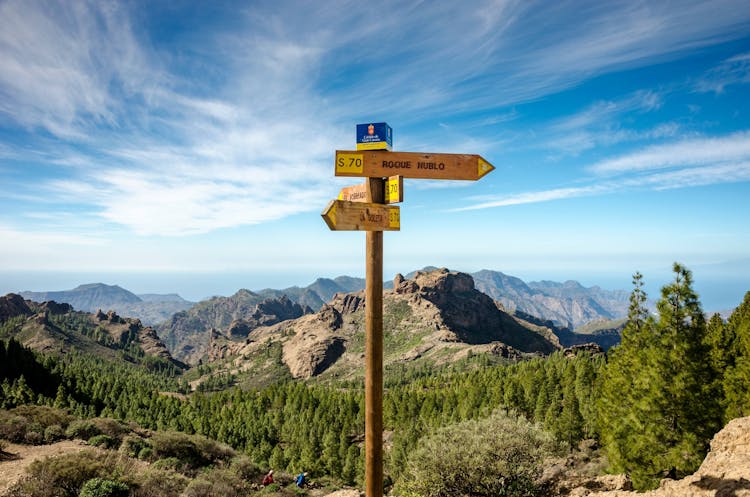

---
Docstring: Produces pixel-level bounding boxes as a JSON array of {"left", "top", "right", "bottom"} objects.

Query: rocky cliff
[
  {"left": 159, "top": 290, "right": 312, "bottom": 364},
  {"left": 202, "top": 269, "right": 563, "bottom": 383}
]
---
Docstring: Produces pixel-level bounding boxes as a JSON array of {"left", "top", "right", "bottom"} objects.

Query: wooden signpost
[
  {"left": 338, "top": 175, "right": 403, "bottom": 204},
  {"left": 322, "top": 125, "right": 494, "bottom": 497},
  {"left": 335, "top": 150, "right": 494, "bottom": 181},
  {"left": 321, "top": 200, "right": 400, "bottom": 231}
]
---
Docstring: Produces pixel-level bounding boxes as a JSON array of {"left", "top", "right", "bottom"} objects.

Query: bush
[
  {"left": 129, "top": 468, "right": 188, "bottom": 497},
  {"left": 395, "top": 409, "right": 560, "bottom": 497},
  {"left": 0, "top": 406, "right": 70, "bottom": 445},
  {"left": 120, "top": 434, "right": 150, "bottom": 458},
  {"left": 66, "top": 420, "right": 100, "bottom": 441},
  {"left": 65, "top": 418, "right": 129, "bottom": 443},
  {"left": 23, "top": 429, "right": 44, "bottom": 445},
  {"left": 150, "top": 431, "right": 235, "bottom": 472},
  {"left": 88, "top": 434, "right": 119, "bottom": 449},
  {"left": 6, "top": 450, "right": 107, "bottom": 497},
  {"left": 0, "top": 413, "right": 27, "bottom": 442},
  {"left": 79, "top": 478, "right": 128, "bottom": 497},
  {"left": 137, "top": 447, "right": 153, "bottom": 461},
  {"left": 44, "top": 424, "right": 65, "bottom": 443}
]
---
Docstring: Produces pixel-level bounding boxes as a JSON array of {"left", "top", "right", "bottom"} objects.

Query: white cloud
[
  {"left": 695, "top": 52, "right": 750, "bottom": 93},
  {"left": 455, "top": 131, "right": 750, "bottom": 211},
  {"left": 3, "top": 0, "right": 750, "bottom": 238},
  {"left": 589, "top": 131, "right": 750, "bottom": 175}
]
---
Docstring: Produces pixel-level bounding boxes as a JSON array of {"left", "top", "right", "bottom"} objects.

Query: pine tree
[
  {"left": 598, "top": 265, "right": 722, "bottom": 490},
  {"left": 722, "top": 292, "right": 750, "bottom": 419}
]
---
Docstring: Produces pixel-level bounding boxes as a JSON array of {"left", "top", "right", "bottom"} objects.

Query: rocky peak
[
  {"left": 0, "top": 293, "right": 33, "bottom": 322},
  {"left": 330, "top": 293, "right": 365, "bottom": 315},
  {"left": 38, "top": 301, "right": 73, "bottom": 315},
  {"left": 391, "top": 269, "right": 559, "bottom": 353}
]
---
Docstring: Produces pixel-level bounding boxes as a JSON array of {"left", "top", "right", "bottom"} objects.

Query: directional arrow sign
[
  {"left": 337, "top": 183, "right": 368, "bottom": 202},
  {"left": 338, "top": 175, "right": 403, "bottom": 204},
  {"left": 321, "top": 200, "right": 400, "bottom": 231},
  {"left": 335, "top": 150, "right": 494, "bottom": 181}
]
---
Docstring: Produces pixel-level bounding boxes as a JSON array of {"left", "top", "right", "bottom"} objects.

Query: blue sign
[{"left": 356, "top": 122, "right": 392, "bottom": 151}]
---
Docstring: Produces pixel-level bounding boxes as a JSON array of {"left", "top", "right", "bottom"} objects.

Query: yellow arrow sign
[
  {"left": 338, "top": 176, "right": 403, "bottom": 204},
  {"left": 335, "top": 150, "right": 494, "bottom": 181},
  {"left": 321, "top": 200, "right": 400, "bottom": 231}
]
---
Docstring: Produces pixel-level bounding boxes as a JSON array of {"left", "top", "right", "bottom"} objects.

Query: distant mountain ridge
[
  {"left": 471, "top": 270, "right": 629, "bottom": 329},
  {"left": 20, "top": 284, "right": 194, "bottom": 326},
  {"left": 0, "top": 293, "right": 185, "bottom": 369}
]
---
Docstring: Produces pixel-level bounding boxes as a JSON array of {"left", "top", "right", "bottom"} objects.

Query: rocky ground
[
  {"left": 569, "top": 416, "right": 750, "bottom": 497},
  {"left": 0, "top": 440, "right": 89, "bottom": 494}
]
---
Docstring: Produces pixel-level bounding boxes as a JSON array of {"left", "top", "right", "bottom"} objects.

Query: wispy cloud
[
  {"left": 455, "top": 130, "right": 750, "bottom": 211},
  {"left": 695, "top": 52, "right": 750, "bottom": 93},
  {"left": 589, "top": 131, "right": 750, "bottom": 175},
  {"left": 2, "top": 0, "right": 750, "bottom": 237}
]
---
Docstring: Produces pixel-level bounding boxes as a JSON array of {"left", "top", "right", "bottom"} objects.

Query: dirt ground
[{"left": 0, "top": 440, "right": 89, "bottom": 495}]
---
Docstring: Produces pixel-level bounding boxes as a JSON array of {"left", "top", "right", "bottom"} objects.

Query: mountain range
[
  {"left": 2, "top": 269, "right": 623, "bottom": 386},
  {"left": 20, "top": 284, "right": 194, "bottom": 326},
  {"left": 200, "top": 269, "right": 611, "bottom": 387},
  {"left": 15, "top": 269, "right": 629, "bottom": 329}
]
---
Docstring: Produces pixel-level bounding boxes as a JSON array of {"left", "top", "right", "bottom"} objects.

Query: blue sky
[{"left": 1, "top": 0, "right": 749, "bottom": 308}]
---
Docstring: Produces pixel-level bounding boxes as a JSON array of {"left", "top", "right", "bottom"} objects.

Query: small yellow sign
[
  {"left": 389, "top": 207, "right": 400, "bottom": 229},
  {"left": 385, "top": 175, "right": 403, "bottom": 204},
  {"left": 336, "top": 152, "right": 364, "bottom": 175}
]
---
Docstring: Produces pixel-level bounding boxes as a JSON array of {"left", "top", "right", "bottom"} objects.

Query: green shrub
[
  {"left": 65, "top": 418, "right": 129, "bottom": 443},
  {"left": 78, "top": 478, "right": 128, "bottom": 497},
  {"left": 23, "top": 429, "right": 44, "bottom": 445},
  {"left": 88, "top": 434, "right": 119, "bottom": 449},
  {"left": 181, "top": 468, "right": 250, "bottom": 497},
  {"left": 129, "top": 468, "right": 188, "bottom": 497},
  {"left": 120, "top": 434, "right": 150, "bottom": 458},
  {"left": 44, "top": 424, "right": 65, "bottom": 443},
  {"left": 395, "top": 409, "right": 560, "bottom": 497},
  {"left": 6, "top": 450, "right": 107, "bottom": 497},
  {"left": 152, "top": 457, "right": 183, "bottom": 472},
  {"left": 0, "top": 413, "right": 27, "bottom": 442},
  {"left": 137, "top": 447, "right": 153, "bottom": 461},
  {"left": 150, "top": 431, "right": 235, "bottom": 472},
  {"left": 66, "top": 420, "right": 100, "bottom": 441},
  {"left": 10, "top": 406, "right": 72, "bottom": 430}
]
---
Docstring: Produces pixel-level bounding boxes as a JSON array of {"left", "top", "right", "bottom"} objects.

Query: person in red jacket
[{"left": 262, "top": 469, "right": 274, "bottom": 486}]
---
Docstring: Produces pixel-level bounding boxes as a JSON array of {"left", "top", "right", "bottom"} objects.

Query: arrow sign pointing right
[{"left": 335, "top": 150, "right": 495, "bottom": 181}]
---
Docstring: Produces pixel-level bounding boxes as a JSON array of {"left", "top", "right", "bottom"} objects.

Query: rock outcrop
[
  {"left": 0, "top": 294, "right": 33, "bottom": 321},
  {"left": 578, "top": 416, "right": 750, "bottom": 496},
  {"left": 160, "top": 291, "right": 313, "bottom": 364}
]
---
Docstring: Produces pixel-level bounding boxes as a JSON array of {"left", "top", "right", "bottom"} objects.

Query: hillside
[
  {"left": 158, "top": 290, "right": 312, "bottom": 364},
  {"left": 202, "top": 269, "right": 567, "bottom": 383},
  {"left": 0, "top": 293, "right": 185, "bottom": 370}
]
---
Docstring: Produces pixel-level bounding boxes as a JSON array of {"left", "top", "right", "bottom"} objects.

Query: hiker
[
  {"left": 262, "top": 469, "right": 274, "bottom": 486},
  {"left": 296, "top": 471, "right": 308, "bottom": 488}
]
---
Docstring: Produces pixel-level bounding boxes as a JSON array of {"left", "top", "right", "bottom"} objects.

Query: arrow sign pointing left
[{"left": 321, "top": 200, "right": 400, "bottom": 231}]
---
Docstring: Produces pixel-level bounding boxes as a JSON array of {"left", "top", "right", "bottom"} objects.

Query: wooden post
[{"left": 365, "top": 177, "right": 384, "bottom": 497}]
